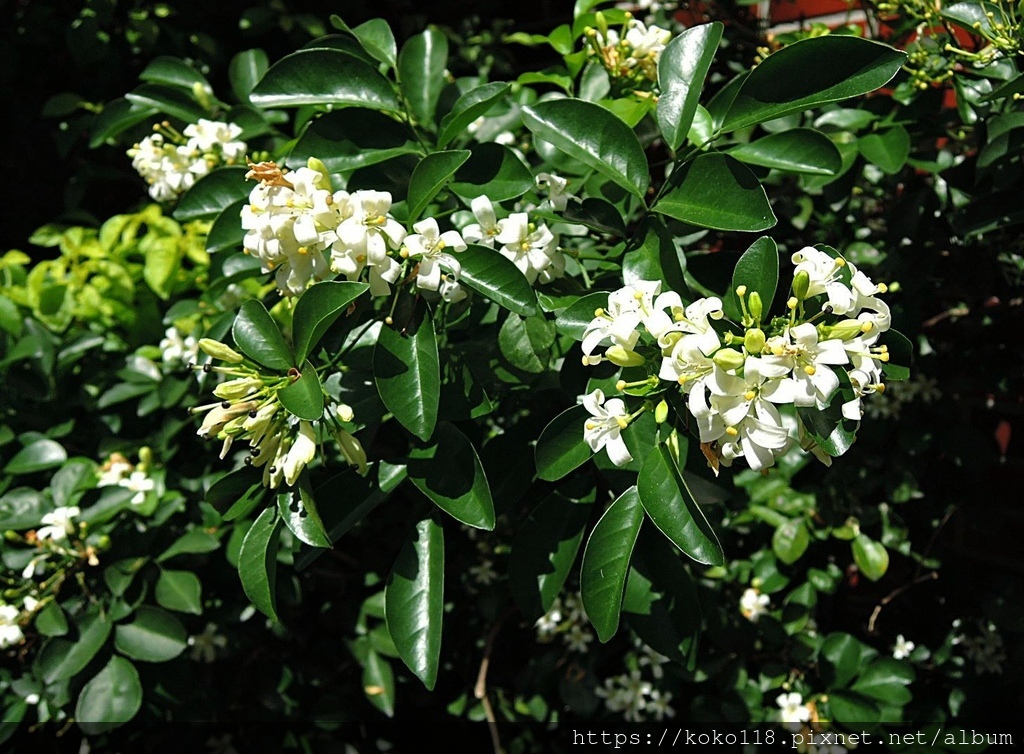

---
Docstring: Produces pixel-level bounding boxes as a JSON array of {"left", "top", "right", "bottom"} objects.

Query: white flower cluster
[
  {"left": 129, "top": 119, "right": 246, "bottom": 202},
  {"left": 534, "top": 592, "right": 594, "bottom": 653},
  {"left": 191, "top": 339, "right": 365, "bottom": 488},
  {"left": 777, "top": 691, "right": 812, "bottom": 730},
  {"left": 596, "top": 670, "right": 675, "bottom": 722},
  {"left": 97, "top": 452, "right": 155, "bottom": 506},
  {"left": 586, "top": 17, "right": 672, "bottom": 83},
  {"left": 0, "top": 602, "right": 25, "bottom": 650},
  {"left": 160, "top": 326, "right": 200, "bottom": 371},
  {"left": 740, "top": 586, "right": 770, "bottom": 622},
  {"left": 462, "top": 196, "right": 565, "bottom": 285},
  {"left": 579, "top": 248, "right": 894, "bottom": 472}
]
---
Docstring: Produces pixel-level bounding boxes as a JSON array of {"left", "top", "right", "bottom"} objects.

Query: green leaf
[
  {"left": 292, "top": 281, "right": 369, "bottom": 363},
  {"left": 723, "top": 235, "right": 779, "bottom": 321},
  {"left": 88, "top": 98, "right": 157, "bottom": 148},
  {"left": 821, "top": 632, "right": 875, "bottom": 688},
  {"left": 449, "top": 143, "right": 535, "bottom": 202},
  {"left": 385, "top": 517, "right": 444, "bottom": 689},
  {"left": 4, "top": 439, "right": 67, "bottom": 475},
  {"left": 407, "top": 150, "right": 472, "bottom": 222},
  {"left": 349, "top": 17, "right": 398, "bottom": 69},
  {"left": 206, "top": 199, "right": 248, "bottom": 254},
  {"left": 397, "top": 28, "right": 449, "bottom": 127},
  {"left": 205, "top": 466, "right": 265, "bottom": 519},
  {"left": 362, "top": 647, "right": 396, "bottom": 717},
  {"left": 277, "top": 360, "right": 324, "bottom": 421},
  {"left": 499, "top": 312, "right": 554, "bottom": 373},
  {"left": 554, "top": 291, "right": 609, "bottom": 340},
  {"left": 729, "top": 128, "right": 842, "bottom": 175},
  {"left": 250, "top": 49, "right": 400, "bottom": 111},
  {"left": 881, "top": 329, "right": 912, "bottom": 381},
  {"left": 623, "top": 216, "right": 687, "bottom": 294},
  {"left": 581, "top": 487, "right": 644, "bottom": 642},
  {"left": 850, "top": 659, "right": 914, "bottom": 704},
  {"left": 125, "top": 83, "right": 206, "bottom": 122},
  {"left": 438, "top": 82, "right": 510, "bottom": 148},
  {"left": 35, "top": 602, "right": 69, "bottom": 637},
  {"left": 289, "top": 109, "right": 421, "bottom": 174},
  {"left": 458, "top": 244, "right": 538, "bottom": 316},
  {"left": 535, "top": 405, "right": 591, "bottom": 482},
  {"left": 0, "top": 294, "right": 21, "bottom": 337},
  {"left": 39, "top": 612, "right": 112, "bottom": 684},
  {"left": 140, "top": 56, "right": 210, "bottom": 92},
  {"left": 798, "top": 368, "right": 858, "bottom": 457},
  {"left": 509, "top": 492, "right": 592, "bottom": 621},
  {"left": 858, "top": 125, "right": 911, "bottom": 175},
  {"left": 408, "top": 422, "right": 494, "bottom": 530},
  {"left": 229, "top": 49, "right": 269, "bottom": 103},
  {"left": 773, "top": 518, "right": 810, "bottom": 565},
  {"left": 622, "top": 527, "right": 702, "bottom": 667},
  {"left": 638, "top": 443, "right": 724, "bottom": 566},
  {"left": 521, "top": 99, "right": 649, "bottom": 199},
  {"left": 720, "top": 36, "right": 906, "bottom": 132},
  {"left": 657, "top": 22, "right": 724, "bottom": 151},
  {"left": 155, "top": 570, "right": 203, "bottom": 614},
  {"left": 827, "top": 691, "right": 881, "bottom": 726},
  {"left": 653, "top": 153, "right": 775, "bottom": 232},
  {"left": 560, "top": 197, "right": 627, "bottom": 236},
  {"left": 238, "top": 506, "right": 283, "bottom": 621},
  {"left": 157, "top": 529, "right": 220, "bottom": 563},
  {"left": 277, "top": 475, "right": 331, "bottom": 548},
  {"left": 232, "top": 299, "right": 294, "bottom": 371},
  {"left": 853, "top": 534, "right": 889, "bottom": 581},
  {"left": 173, "top": 166, "right": 250, "bottom": 222},
  {"left": 374, "top": 311, "right": 440, "bottom": 441},
  {"left": 113, "top": 606, "right": 188, "bottom": 662},
  {"left": 75, "top": 656, "right": 142, "bottom": 734}
]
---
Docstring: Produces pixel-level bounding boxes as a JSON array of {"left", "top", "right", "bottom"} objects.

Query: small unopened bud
[
  {"left": 792, "top": 270, "right": 810, "bottom": 301},
  {"left": 595, "top": 10, "right": 609, "bottom": 37},
  {"left": 605, "top": 345, "right": 646, "bottom": 368},
  {"left": 199, "top": 338, "right": 245, "bottom": 364},
  {"left": 826, "top": 319, "right": 864, "bottom": 340},
  {"left": 139, "top": 446, "right": 153, "bottom": 469},
  {"left": 615, "top": 380, "right": 627, "bottom": 392},
  {"left": 654, "top": 399, "right": 669, "bottom": 424},
  {"left": 744, "top": 327, "right": 766, "bottom": 354},
  {"left": 712, "top": 348, "right": 745, "bottom": 371},
  {"left": 748, "top": 291, "right": 763, "bottom": 323},
  {"left": 306, "top": 157, "right": 332, "bottom": 189}
]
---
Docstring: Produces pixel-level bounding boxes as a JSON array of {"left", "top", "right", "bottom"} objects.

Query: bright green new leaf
[
  {"left": 374, "top": 312, "right": 440, "bottom": 441},
  {"left": 653, "top": 153, "right": 775, "bottom": 232},
  {"left": 535, "top": 405, "right": 592, "bottom": 482},
  {"left": 231, "top": 299, "right": 294, "bottom": 371},
  {"left": 113, "top": 606, "right": 188, "bottom": 662},
  {"left": 397, "top": 28, "right": 448, "bottom": 127},
  {"left": 723, "top": 236, "right": 779, "bottom": 322},
  {"left": 250, "top": 49, "right": 400, "bottom": 111},
  {"left": 292, "top": 280, "right": 369, "bottom": 363},
  {"left": 458, "top": 244, "right": 538, "bottom": 316},
  {"left": 238, "top": 506, "right": 283, "bottom": 621},
  {"left": 385, "top": 517, "right": 444, "bottom": 689},
  {"left": 408, "top": 422, "right": 495, "bottom": 530},
  {"left": 75, "top": 656, "right": 142, "bottom": 734},
  {"left": 638, "top": 443, "right": 724, "bottom": 566},
  {"left": 657, "top": 22, "right": 723, "bottom": 151},
  {"left": 522, "top": 99, "right": 649, "bottom": 199},
  {"left": 438, "top": 82, "right": 511, "bottom": 149},
  {"left": 173, "top": 166, "right": 250, "bottom": 222},
  {"left": 853, "top": 534, "right": 889, "bottom": 581},
  {"left": 407, "top": 150, "right": 471, "bottom": 221},
  {"left": 580, "top": 487, "right": 644, "bottom": 642},
  {"left": 729, "top": 128, "right": 843, "bottom": 175}
]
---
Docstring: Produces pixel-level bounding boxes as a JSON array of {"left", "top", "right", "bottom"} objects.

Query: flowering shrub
[{"left": 0, "top": 0, "right": 1021, "bottom": 746}]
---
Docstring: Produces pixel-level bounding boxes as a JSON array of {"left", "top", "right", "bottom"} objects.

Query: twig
[
  {"left": 475, "top": 609, "right": 513, "bottom": 754},
  {"left": 867, "top": 571, "right": 939, "bottom": 634}
]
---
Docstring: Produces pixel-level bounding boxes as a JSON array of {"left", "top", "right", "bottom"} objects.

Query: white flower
[
  {"left": 282, "top": 421, "right": 317, "bottom": 487},
  {"left": 0, "top": 603, "right": 25, "bottom": 649},
  {"left": 740, "top": 587, "right": 770, "bottom": 622},
  {"left": 403, "top": 217, "right": 467, "bottom": 294},
  {"left": 37, "top": 506, "right": 80, "bottom": 541},
  {"left": 582, "top": 389, "right": 634, "bottom": 467},
  {"left": 469, "top": 558, "right": 498, "bottom": 585},
  {"left": 332, "top": 190, "right": 406, "bottom": 295},
  {"left": 188, "top": 623, "right": 228, "bottom": 662},
  {"left": 764, "top": 323, "right": 849, "bottom": 408},
  {"left": 182, "top": 119, "right": 246, "bottom": 162},
  {"left": 98, "top": 453, "right": 133, "bottom": 486},
  {"left": 535, "top": 172, "right": 578, "bottom": 211},
  {"left": 160, "top": 326, "right": 200, "bottom": 369},
  {"left": 580, "top": 284, "right": 650, "bottom": 364},
  {"left": 624, "top": 20, "right": 672, "bottom": 61},
  {"left": 636, "top": 641, "right": 670, "bottom": 679},
  {"left": 461, "top": 196, "right": 505, "bottom": 247},
  {"left": 564, "top": 624, "right": 594, "bottom": 653},
  {"left": 777, "top": 691, "right": 811, "bottom": 730},
  {"left": 120, "top": 470, "right": 154, "bottom": 506},
  {"left": 646, "top": 689, "right": 675, "bottom": 721},
  {"left": 893, "top": 634, "right": 915, "bottom": 660},
  {"left": 597, "top": 671, "right": 653, "bottom": 721},
  {"left": 494, "top": 213, "right": 564, "bottom": 284},
  {"left": 535, "top": 598, "right": 563, "bottom": 640}
]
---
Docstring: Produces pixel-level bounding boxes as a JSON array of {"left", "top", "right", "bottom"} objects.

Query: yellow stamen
[{"left": 725, "top": 426, "right": 739, "bottom": 437}]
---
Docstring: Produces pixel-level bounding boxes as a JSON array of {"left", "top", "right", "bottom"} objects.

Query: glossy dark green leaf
[
  {"left": 140, "top": 56, "right": 211, "bottom": 92},
  {"left": 229, "top": 49, "right": 270, "bottom": 102},
  {"left": 113, "top": 606, "right": 188, "bottom": 662},
  {"left": 623, "top": 216, "right": 687, "bottom": 294},
  {"left": 362, "top": 647, "right": 396, "bottom": 717},
  {"left": 798, "top": 368, "right": 858, "bottom": 457},
  {"left": 238, "top": 505, "right": 283, "bottom": 621},
  {"left": 205, "top": 465, "right": 265, "bottom": 518},
  {"left": 773, "top": 518, "right": 810, "bottom": 565},
  {"left": 881, "top": 329, "right": 912, "bottom": 381},
  {"left": 535, "top": 405, "right": 592, "bottom": 482},
  {"left": 292, "top": 280, "right": 369, "bottom": 363},
  {"left": 39, "top": 612, "right": 112, "bottom": 684},
  {"left": 458, "top": 244, "right": 537, "bottom": 316},
  {"left": 560, "top": 197, "right": 627, "bottom": 236},
  {"left": 4, "top": 439, "right": 67, "bottom": 475},
  {"left": 408, "top": 422, "right": 494, "bottom": 530},
  {"left": 554, "top": 291, "right": 609, "bottom": 341},
  {"left": 853, "top": 534, "right": 889, "bottom": 581},
  {"left": 75, "top": 656, "right": 142, "bottom": 734},
  {"left": 289, "top": 109, "right": 421, "bottom": 174},
  {"left": 398, "top": 28, "right": 448, "bottom": 127},
  {"left": 231, "top": 299, "right": 294, "bottom": 371},
  {"left": 653, "top": 153, "right": 775, "bottom": 232},
  {"left": 438, "top": 82, "right": 511, "bottom": 148},
  {"left": 374, "top": 311, "right": 440, "bottom": 441},
  {"left": 942, "top": 2, "right": 999, "bottom": 37},
  {"left": 723, "top": 235, "right": 779, "bottom": 322},
  {"left": 580, "top": 487, "right": 644, "bottom": 642},
  {"left": 499, "top": 312, "right": 554, "bottom": 373},
  {"left": 720, "top": 36, "right": 906, "bottom": 132},
  {"left": 407, "top": 150, "right": 471, "bottom": 221},
  {"left": 828, "top": 691, "right": 881, "bottom": 726},
  {"left": 622, "top": 528, "right": 701, "bottom": 667},
  {"left": 449, "top": 143, "right": 535, "bottom": 202},
  {"left": 343, "top": 17, "right": 398, "bottom": 69},
  {"left": 250, "top": 49, "right": 400, "bottom": 111},
  {"left": 277, "top": 360, "right": 324, "bottom": 421},
  {"left": 36, "top": 602, "right": 69, "bottom": 637},
  {"left": 385, "top": 517, "right": 444, "bottom": 689},
  {"left": 858, "top": 125, "right": 911, "bottom": 175},
  {"left": 821, "top": 632, "right": 875, "bottom": 688},
  {"left": 729, "top": 128, "right": 842, "bottom": 175},
  {"left": 157, "top": 529, "right": 220, "bottom": 562},
  {"left": 173, "top": 166, "right": 250, "bottom": 222},
  {"left": 277, "top": 474, "right": 331, "bottom": 548},
  {"left": 638, "top": 443, "right": 724, "bottom": 566},
  {"left": 850, "top": 659, "right": 914, "bottom": 704},
  {"left": 522, "top": 99, "right": 649, "bottom": 199},
  {"left": 657, "top": 22, "right": 723, "bottom": 151},
  {"left": 125, "top": 83, "right": 207, "bottom": 122},
  {"left": 89, "top": 98, "right": 158, "bottom": 148},
  {"left": 509, "top": 492, "right": 592, "bottom": 621},
  {"left": 206, "top": 199, "right": 248, "bottom": 254},
  {"left": 155, "top": 569, "right": 203, "bottom": 614}
]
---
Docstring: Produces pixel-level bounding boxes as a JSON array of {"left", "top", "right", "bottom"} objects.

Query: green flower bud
[
  {"left": 744, "top": 327, "right": 766, "bottom": 354},
  {"left": 655, "top": 399, "right": 669, "bottom": 425},
  {"left": 199, "top": 338, "right": 245, "bottom": 364},
  {"left": 824, "top": 319, "right": 864, "bottom": 341},
  {"left": 605, "top": 345, "right": 646, "bottom": 368},
  {"left": 712, "top": 347, "right": 745, "bottom": 371},
  {"left": 748, "top": 291, "right": 763, "bottom": 323},
  {"left": 307, "top": 157, "right": 333, "bottom": 190},
  {"left": 792, "top": 270, "right": 810, "bottom": 301}
]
